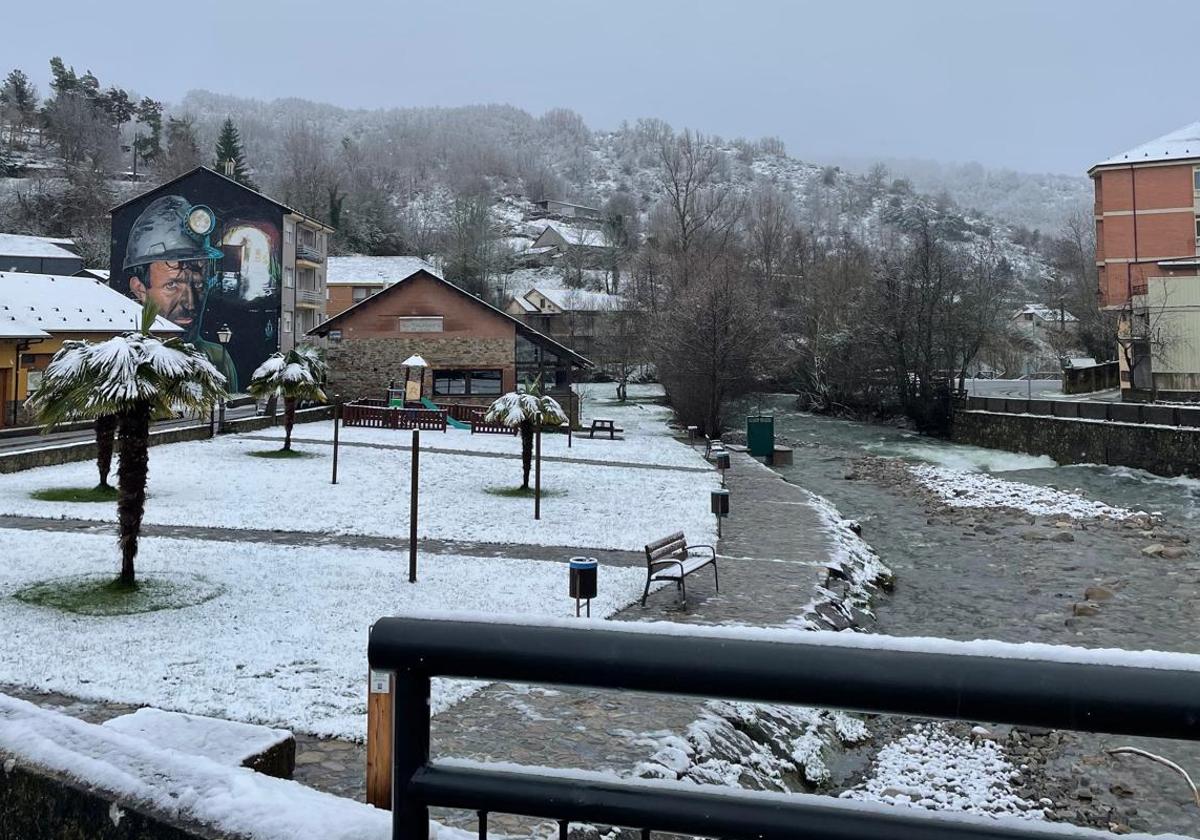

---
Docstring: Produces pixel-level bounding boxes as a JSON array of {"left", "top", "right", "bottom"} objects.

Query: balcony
[
  {"left": 295, "top": 288, "right": 324, "bottom": 309},
  {"left": 296, "top": 243, "right": 324, "bottom": 264}
]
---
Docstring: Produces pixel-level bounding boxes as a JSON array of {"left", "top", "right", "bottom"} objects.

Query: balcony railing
[
  {"left": 369, "top": 615, "right": 1200, "bottom": 840},
  {"left": 296, "top": 243, "right": 324, "bottom": 264}
]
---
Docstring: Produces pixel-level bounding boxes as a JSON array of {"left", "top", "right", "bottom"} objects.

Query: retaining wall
[
  {"left": 0, "top": 752, "right": 222, "bottom": 840},
  {"left": 0, "top": 407, "right": 335, "bottom": 475},
  {"left": 952, "top": 410, "right": 1200, "bottom": 477}
]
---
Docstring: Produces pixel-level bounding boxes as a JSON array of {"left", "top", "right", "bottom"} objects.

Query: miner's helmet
[{"left": 122, "top": 195, "right": 219, "bottom": 271}]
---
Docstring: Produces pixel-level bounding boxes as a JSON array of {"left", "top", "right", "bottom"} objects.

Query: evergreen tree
[
  {"left": 0, "top": 69, "right": 38, "bottom": 149},
  {"left": 133, "top": 97, "right": 163, "bottom": 168},
  {"left": 214, "top": 117, "right": 256, "bottom": 188}
]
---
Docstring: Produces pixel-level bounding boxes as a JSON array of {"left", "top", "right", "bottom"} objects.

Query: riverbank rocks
[
  {"left": 1073, "top": 602, "right": 1102, "bottom": 617},
  {"left": 1141, "top": 544, "right": 1165, "bottom": 556},
  {"left": 1084, "top": 586, "right": 1114, "bottom": 602}
]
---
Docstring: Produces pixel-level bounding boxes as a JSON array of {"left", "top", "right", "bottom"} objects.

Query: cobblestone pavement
[{"left": 5, "top": 439, "right": 851, "bottom": 837}]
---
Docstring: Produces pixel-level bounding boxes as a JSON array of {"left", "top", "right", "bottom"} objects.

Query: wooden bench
[
  {"left": 588, "top": 418, "right": 624, "bottom": 439},
  {"left": 642, "top": 531, "right": 718, "bottom": 607}
]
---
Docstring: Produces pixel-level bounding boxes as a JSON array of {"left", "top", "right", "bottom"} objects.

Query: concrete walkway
[{"left": 4, "top": 438, "right": 878, "bottom": 837}]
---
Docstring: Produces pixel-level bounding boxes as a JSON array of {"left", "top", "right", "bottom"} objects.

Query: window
[
  {"left": 1193, "top": 167, "right": 1200, "bottom": 192},
  {"left": 433, "top": 369, "right": 503, "bottom": 396},
  {"left": 397, "top": 316, "right": 444, "bottom": 333},
  {"left": 283, "top": 312, "right": 293, "bottom": 334},
  {"left": 285, "top": 267, "right": 294, "bottom": 288},
  {"left": 352, "top": 286, "right": 369, "bottom": 302},
  {"left": 285, "top": 224, "right": 294, "bottom": 244}
]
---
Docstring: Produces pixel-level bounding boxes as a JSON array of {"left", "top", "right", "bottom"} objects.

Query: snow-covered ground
[
  {"left": 841, "top": 723, "right": 1043, "bottom": 820},
  {"left": 909, "top": 464, "right": 1141, "bottom": 520},
  {"left": 0, "top": 529, "right": 650, "bottom": 739},
  {"left": 0, "top": 433, "right": 715, "bottom": 552}
]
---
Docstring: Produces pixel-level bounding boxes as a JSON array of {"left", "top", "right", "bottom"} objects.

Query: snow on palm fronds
[
  {"left": 484, "top": 390, "right": 567, "bottom": 428},
  {"left": 26, "top": 328, "right": 227, "bottom": 428},
  {"left": 246, "top": 345, "right": 327, "bottom": 403}
]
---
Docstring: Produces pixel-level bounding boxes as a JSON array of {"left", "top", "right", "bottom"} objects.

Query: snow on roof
[
  {"left": 532, "top": 222, "right": 609, "bottom": 248},
  {"left": 0, "top": 272, "right": 181, "bottom": 334},
  {"left": 327, "top": 255, "right": 440, "bottom": 286},
  {"left": 527, "top": 287, "right": 624, "bottom": 312},
  {"left": 0, "top": 233, "right": 79, "bottom": 260},
  {"left": 1012, "top": 304, "right": 1077, "bottom": 323},
  {"left": 1093, "top": 121, "right": 1200, "bottom": 169},
  {"left": 401, "top": 354, "right": 428, "bottom": 368},
  {"left": 508, "top": 295, "right": 539, "bottom": 313}
]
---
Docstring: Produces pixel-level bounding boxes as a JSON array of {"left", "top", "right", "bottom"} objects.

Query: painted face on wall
[{"left": 129, "top": 260, "right": 206, "bottom": 330}]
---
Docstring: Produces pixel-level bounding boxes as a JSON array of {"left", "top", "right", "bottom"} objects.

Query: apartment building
[
  {"left": 1090, "top": 122, "right": 1200, "bottom": 399},
  {"left": 110, "top": 167, "right": 333, "bottom": 392}
]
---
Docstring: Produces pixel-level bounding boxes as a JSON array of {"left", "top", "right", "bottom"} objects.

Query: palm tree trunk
[
  {"left": 283, "top": 396, "right": 296, "bottom": 451},
  {"left": 116, "top": 402, "right": 151, "bottom": 587},
  {"left": 520, "top": 418, "right": 534, "bottom": 489},
  {"left": 94, "top": 413, "right": 117, "bottom": 489}
]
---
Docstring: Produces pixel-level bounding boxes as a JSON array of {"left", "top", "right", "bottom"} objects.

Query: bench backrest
[{"left": 645, "top": 531, "right": 687, "bottom": 562}]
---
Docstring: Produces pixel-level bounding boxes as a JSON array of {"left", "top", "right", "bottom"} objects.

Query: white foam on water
[{"left": 866, "top": 439, "right": 1057, "bottom": 473}]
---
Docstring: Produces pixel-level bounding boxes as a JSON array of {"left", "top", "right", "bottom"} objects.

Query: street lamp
[{"left": 216, "top": 325, "right": 232, "bottom": 431}]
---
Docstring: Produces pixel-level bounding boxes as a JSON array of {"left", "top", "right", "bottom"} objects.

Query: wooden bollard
[{"left": 366, "top": 668, "right": 394, "bottom": 809}]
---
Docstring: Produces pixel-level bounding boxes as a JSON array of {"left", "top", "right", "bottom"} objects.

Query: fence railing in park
[
  {"left": 341, "top": 400, "right": 447, "bottom": 431},
  {"left": 366, "top": 615, "right": 1200, "bottom": 840},
  {"left": 962, "top": 394, "right": 1200, "bottom": 427}
]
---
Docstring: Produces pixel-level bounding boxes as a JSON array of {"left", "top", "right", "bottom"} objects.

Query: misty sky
[{"left": 6, "top": 0, "right": 1197, "bottom": 175}]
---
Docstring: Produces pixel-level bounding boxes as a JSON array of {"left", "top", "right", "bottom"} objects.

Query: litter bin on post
[
  {"left": 569, "top": 557, "right": 598, "bottom": 617},
  {"left": 746, "top": 415, "right": 775, "bottom": 459},
  {"left": 711, "top": 488, "right": 730, "bottom": 538}
]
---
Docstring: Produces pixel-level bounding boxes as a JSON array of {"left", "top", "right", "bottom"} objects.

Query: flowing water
[{"left": 734, "top": 395, "right": 1200, "bottom": 834}]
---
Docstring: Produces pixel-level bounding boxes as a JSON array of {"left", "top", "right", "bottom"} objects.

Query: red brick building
[
  {"left": 308, "top": 266, "right": 591, "bottom": 418},
  {"left": 1090, "top": 122, "right": 1200, "bottom": 398}
]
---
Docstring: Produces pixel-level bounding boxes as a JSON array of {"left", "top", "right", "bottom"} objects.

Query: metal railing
[
  {"left": 368, "top": 616, "right": 1200, "bottom": 840},
  {"left": 963, "top": 394, "right": 1200, "bottom": 426}
]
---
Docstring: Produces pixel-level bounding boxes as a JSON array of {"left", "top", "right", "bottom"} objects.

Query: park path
[{"left": 3, "top": 439, "right": 862, "bottom": 837}]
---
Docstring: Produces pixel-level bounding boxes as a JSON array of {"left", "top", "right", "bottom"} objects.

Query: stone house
[{"left": 308, "top": 266, "right": 592, "bottom": 420}]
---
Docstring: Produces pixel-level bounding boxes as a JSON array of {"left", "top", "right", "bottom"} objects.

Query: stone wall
[
  {"left": 0, "top": 752, "right": 223, "bottom": 840},
  {"left": 0, "top": 407, "right": 334, "bottom": 475},
  {"left": 952, "top": 410, "right": 1200, "bottom": 477},
  {"left": 327, "top": 336, "right": 514, "bottom": 401}
]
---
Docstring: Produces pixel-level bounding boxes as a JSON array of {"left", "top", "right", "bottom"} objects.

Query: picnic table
[{"left": 588, "top": 418, "right": 622, "bottom": 439}]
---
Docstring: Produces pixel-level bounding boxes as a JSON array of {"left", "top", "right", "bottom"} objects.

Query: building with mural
[{"left": 109, "top": 167, "right": 333, "bottom": 393}]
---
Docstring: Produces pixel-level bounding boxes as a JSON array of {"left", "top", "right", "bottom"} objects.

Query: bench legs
[
  {"left": 713, "top": 561, "right": 719, "bottom": 593},
  {"left": 641, "top": 574, "right": 652, "bottom": 607},
  {"left": 643, "top": 561, "right": 717, "bottom": 608}
]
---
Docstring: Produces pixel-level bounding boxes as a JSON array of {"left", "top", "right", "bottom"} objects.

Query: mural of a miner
[{"left": 122, "top": 195, "right": 240, "bottom": 391}]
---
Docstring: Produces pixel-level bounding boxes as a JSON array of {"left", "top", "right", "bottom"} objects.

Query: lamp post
[{"left": 216, "top": 324, "right": 232, "bottom": 431}]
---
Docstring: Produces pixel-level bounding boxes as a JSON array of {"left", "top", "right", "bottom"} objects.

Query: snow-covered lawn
[
  {"left": 909, "top": 464, "right": 1140, "bottom": 520},
  {"left": 255, "top": 413, "right": 702, "bottom": 469},
  {"left": 0, "top": 431, "right": 717, "bottom": 551},
  {"left": 0, "top": 529, "right": 650, "bottom": 739}
]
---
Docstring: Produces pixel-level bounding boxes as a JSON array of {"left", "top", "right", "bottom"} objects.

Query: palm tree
[
  {"left": 484, "top": 379, "right": 567, "bottom": 489},
  {"left": 26, "top": 304, "right": 227, "bottom": 587},
  {"left": 247, "top": 345, "right": 327, "bottom": 451},
  {"left": 93, "top": 414, "right": 118, "bottom": 490}
]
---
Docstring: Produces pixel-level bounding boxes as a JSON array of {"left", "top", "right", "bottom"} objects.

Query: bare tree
[{"left": 746, "top": 183, "right": 794, "bottom": 301}]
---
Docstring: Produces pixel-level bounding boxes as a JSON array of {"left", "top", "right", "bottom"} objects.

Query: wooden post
[
  {"left": 365, "top": 667, "right": 393, "bottom": 809},
  {"left": 331, "top": 396, "right": 340, "bottom": 485},
  {"left": 409, "top": 428, "right": 419, "bottom": 583},
  {"left": 534, "top": 423, "right": 542, "bottom": 520}
]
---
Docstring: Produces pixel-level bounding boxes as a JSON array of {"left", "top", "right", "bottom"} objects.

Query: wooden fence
[{"left": 342, "top": 401, "right": 447, "bottom": 431}]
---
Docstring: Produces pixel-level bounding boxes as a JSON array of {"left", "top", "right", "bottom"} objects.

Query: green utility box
[{"left": 746, "top": 415, "right": 775, "bottom": 458}]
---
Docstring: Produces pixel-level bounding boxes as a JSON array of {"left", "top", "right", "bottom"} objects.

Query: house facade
[
  {"left": 0, "top": 272, "right": 181, "bottom": 426},
  {"left": 309, "top": 268, "right": 591, "bottom": 420},
  {"left": 533, "top": 199, "right": 603, "bottom": 220},
  {"left": 0, "top": 233, "right": 84, "bottom": 275},
  {"left": 505, "top": 286, "right": 626, "bottom": 364},
  {"left": 1090, "top": 122, "right": 1200, "bottom": 399},
  {"left": 109, "top": 167, "right": 334, "bottom": 393}
]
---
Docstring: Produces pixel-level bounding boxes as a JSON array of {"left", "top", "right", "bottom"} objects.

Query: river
[{"left": 735, "top": 394, "right": 1200, "bottom": 835}]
